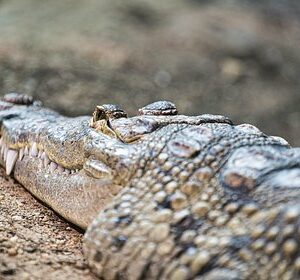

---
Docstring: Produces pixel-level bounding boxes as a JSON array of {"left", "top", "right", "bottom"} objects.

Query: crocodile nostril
[
  {"left": 3, "top": 93, "right": 34, "bottom": 105},
  {"left": 139, "top": 100, "right": 178, "bottom": 116}
]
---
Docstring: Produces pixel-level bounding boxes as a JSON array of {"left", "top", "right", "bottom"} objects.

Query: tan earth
[{"left": 0, "top": 168, "right": 96, "bottom": 280}]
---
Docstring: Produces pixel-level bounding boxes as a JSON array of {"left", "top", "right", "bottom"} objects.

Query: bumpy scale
[{"left": 0, "top": 93, "right": 299, "bottom": 280}]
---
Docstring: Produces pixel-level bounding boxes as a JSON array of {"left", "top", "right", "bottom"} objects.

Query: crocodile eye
[
  {"left": 93, "top": 106, "right": 107, "bottom": 122},
  {"left": 139, "top": 100, "right": 178, "bottom": 116},
  {"left": 90, "top": 104, "right": 127, "bottom": 138},
  {"left": 92, "top": 104, "right": 127, "bottom": 122}
]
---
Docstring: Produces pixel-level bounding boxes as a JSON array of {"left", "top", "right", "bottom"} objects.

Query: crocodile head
[{"left": 0, "top": 93, "right": 232, "bottom": 228}]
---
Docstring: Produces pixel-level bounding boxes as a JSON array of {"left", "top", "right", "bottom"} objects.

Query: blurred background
[{"left": 0, "top": 0, "right": 299, "bottom": 145}]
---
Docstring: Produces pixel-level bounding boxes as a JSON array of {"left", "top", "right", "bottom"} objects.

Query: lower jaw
[{"left": 3, "top": 156, "right": 122, "bottom": 229}]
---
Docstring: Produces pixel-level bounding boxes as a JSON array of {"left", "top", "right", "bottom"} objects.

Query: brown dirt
[{"left": 0, "top": 168, "right": 96, "bottom": 280}]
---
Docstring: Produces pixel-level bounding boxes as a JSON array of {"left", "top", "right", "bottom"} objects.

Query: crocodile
[{"left": 0, "top": 92, "right": 300, "bottom": 280}]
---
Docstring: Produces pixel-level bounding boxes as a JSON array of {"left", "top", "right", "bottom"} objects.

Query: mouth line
[{"left": 0, "top": 137, "right": 81, "bottom": 176}]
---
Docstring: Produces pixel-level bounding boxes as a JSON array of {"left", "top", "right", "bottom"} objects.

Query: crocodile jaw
[
  {"left": 0, "top": 100, "right": 139, "bottom": 229},
  {"left": 0, "top": 137, "right": 123, "bottom": 229}
]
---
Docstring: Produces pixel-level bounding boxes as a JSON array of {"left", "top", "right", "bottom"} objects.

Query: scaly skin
[{"left": 0, "top": 93, "right": 300, "bottom": 279}]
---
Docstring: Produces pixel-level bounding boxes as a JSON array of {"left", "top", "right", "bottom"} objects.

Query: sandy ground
[{"left": 0, "top": 168, "right": 96, "bottom": 280}]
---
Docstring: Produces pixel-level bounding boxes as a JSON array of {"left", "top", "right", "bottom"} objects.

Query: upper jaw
[
  {"left": 0, "top": 96, "right": 233, "bottom": 185},
  {"left": 0, "top": 106, "right": 137, "bottom": 185},
  {"left": 0, "top": 138, "right": 82, "bottom": 176}
]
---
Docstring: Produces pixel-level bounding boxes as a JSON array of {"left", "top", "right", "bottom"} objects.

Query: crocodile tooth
[
  {"left": 50, "top": 162, "right": 57, "bottom": 172},
  {"left": 64, "top": 169, "right": 71, "bottom": 175},
  {"left": 6, "top": 149, "right": 18, "bottom": 175},
  {"left": 30, "top": 142, "right": 38, "bottom": 157},
  {"left": 19, "top": 148, "right": 24, "bottom": 161},
  {"left": 38, "top": 150, "right": 43, "bottom": 158},
  {"left": 24, "top": 146, "right": 29, "bottom": 155},
  {"left": 4, "top": 146, "right": 8, "bottom": 161},
  {"left": 42, "top": 152, "right": 50, "bottom": 167},
  {"left": 1, "top": 145, "right": 4, "bottom": 156},
  {"left": 57, "top": 165, "right": 64, "bottom": 173}
]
